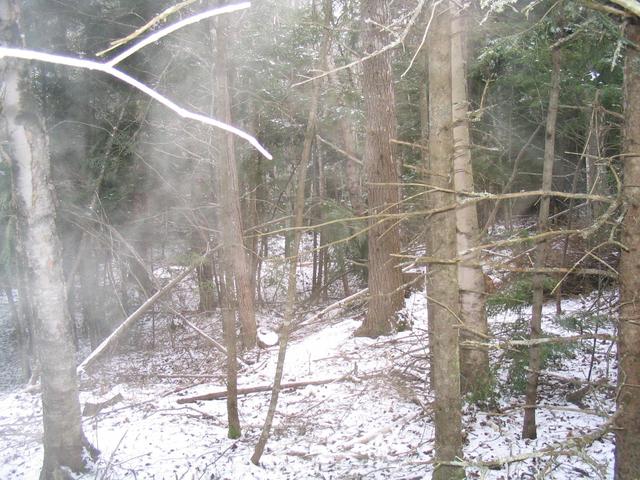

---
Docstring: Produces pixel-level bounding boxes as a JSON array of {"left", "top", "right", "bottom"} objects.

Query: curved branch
[
  {"left": 0, "top": 47, "right": 271, "bottom": 159},
  {"left": 106, "top": 2, "right": 250, "bottom": 66}
]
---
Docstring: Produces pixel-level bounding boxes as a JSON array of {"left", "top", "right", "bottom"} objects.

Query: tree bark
[
  {"left": 450, "top": 2, "right": 489, "bottom": 395},
  {"left": 615, "top": 18, "right": 640, "bottom": 480},
  {"left": 355, "top": 0, "right": 404, "bottom": 338},
  {"left": 219, "top": 270, "right": 241, "bottom": 438},
  {"left": 0, "top": 2, "right": 93, "bottom": 476},
  {"left": 213, "top": 16, "right": 257, "bottom": 349},
  {"left": 244, "top": 99, "right": 264, "bottom": 306},
  {"left": 522, "top": 46, "right": 561, "bottom": 440},
  {"left": 427, "top": 3, "right": 464, "bottom": 479}
]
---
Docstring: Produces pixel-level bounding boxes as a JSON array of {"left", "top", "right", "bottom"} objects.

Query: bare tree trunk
[
  {"left": 355, "top": 0, "right": 404, "bottom": 338},
  {"left": 251, "top": 30, "right": 329, "bottom": 466},
  {"left": 450, "top": 2, "right": 489, "bottom": 395},
  {"left": 418, "top": 41, "right": 432, "bottom": 263},
  {"left": 0, "top": 3, "right": 95, "bottom": 475},
  {"left": 522, "top": 46, "right": 561, "bottom": 440},
  {"left": 311, "top": 152, "right": 324, "bottom": 303},
  {"left": 244, "top": 100, "right": 264, "bottom": 305},
  {"left": 219, "top": 270, "right": 241, "bottom": 438},
  {"left": 213, "top": 16, "right": 256, "bottom": 349},
  {"left": 427, "top": 3, "right": 464, "bottom": 479},
  {"left": 615, "top": 18, "right": 640, "bottom": 480}
]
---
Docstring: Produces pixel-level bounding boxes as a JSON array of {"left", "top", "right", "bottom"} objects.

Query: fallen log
[
  {"left": 177, "top": 374, "right": 354, "bottom": 404},
  {"left": 293, "top": 287, "right": 368, "bottom": 331}
]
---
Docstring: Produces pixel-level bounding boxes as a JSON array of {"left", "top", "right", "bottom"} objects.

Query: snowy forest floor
[{"left": 0, "top": 280, "right": 617, "bottom": 479}]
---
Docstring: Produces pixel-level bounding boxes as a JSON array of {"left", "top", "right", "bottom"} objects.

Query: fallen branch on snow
[
  {"left": 77, "top": 265, "right": 196, "bottom": 374},
  {"left": 461, "top": 333, "right": 615, "bottom": 350},
  {"left": 176, "top": 373, "right": 367, "bottom": 404},
  {"left": 293, "top": 287, "right": 368, "bottom": 331},
  {"left": 172, "top": 311, "right": 250, "bottom": 368}
]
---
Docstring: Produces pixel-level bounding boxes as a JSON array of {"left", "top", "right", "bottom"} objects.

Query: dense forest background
[{"left": 0, "top": 0, "right": 639, "bottom": 478}]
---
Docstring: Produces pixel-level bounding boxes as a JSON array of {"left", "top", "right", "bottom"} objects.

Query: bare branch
[
  {"left": 77, "top": 265, "right": 197, "bottom": 374},
  {"left": 97, "top": 0, "right": 200, "bottom": 56},
  {"left": 609, "top": 0, "right": 640, "bottom": 17},
  {"left": 317, "top": 134, "right": 363, "bottom": 165},
  {"left": 106, "top": 3, "right": 251, "bottom": 66},
  {"left": 292, "top": 0, "right": 427, "bottom": 87},
  {"left": 461, "top": 333, "right": 616, "bottom": 350},
  {"left": 580, "top": 0, "right": 629, "bottom": 16},
  {"left": 0, "top": 4, "right": 273, "bottom": 160}
]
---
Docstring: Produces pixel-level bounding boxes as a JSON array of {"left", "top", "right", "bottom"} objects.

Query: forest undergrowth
[{"left": 0, "top": 246, "right": 618, "bottom": 479}]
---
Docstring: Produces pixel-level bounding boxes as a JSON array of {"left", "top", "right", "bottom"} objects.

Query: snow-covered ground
[{"left": 0, "top": 283, "right": 617, "bottom": 479}]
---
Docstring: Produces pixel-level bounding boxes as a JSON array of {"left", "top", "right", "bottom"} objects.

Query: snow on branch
[
  {"left": 0, "top": 3, "right": 273, "bottom": 160},
  {"left": 609, "top": 0, "right": 640, "bottom": 16},
  {"left": 97, "top": 0, "right": 200, "bottom": 56},
  {"left": 106, "top": 2, "right": 250, "bottom": 66}
]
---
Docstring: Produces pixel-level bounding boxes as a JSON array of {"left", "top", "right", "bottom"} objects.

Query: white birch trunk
[
  {"left": 1, "top": 2, "right": 90, "bottom": 474},
  {"left": 427, "top": 2, "right": 464, "bottom": 478},
  {"left": 450, "top": 2, "right": 489, "bottom": 394}
]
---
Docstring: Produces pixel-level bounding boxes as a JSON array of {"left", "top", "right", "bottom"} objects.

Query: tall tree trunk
[
  {"left": 244, "top": 99, "right": 264, "bottom": 305},
  {"left": 615, "top": 18, "right": 640, "bottom": 480},
  {"left": 427, "top": 3, "right": 464, "bottom": 479},
  {"left": 251, "top": 83, "right": 320, "bottom": 466},
  {"left": 450, "top": 2, "right": 489, "bottom": 395},
  {"left": 311, "top": 152, "right": 323, "bottom": 303},
  {"left": 251, "top": 27, "right": 329, "bottom": 466},
  {"left": 0, "top": 2, "right": 95, "bottom": 476},
  {"left": 522, "top": 46, "right": 561, "bottom": 440},
  {"left": 355, "top": 0, "right": 404, "bottom": 338},
  {"left": 219, "top": 270, "right": 241, "bottom": 438},
  {"left": 213, "top": 16, "right": 256, "bottom": 349}
]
